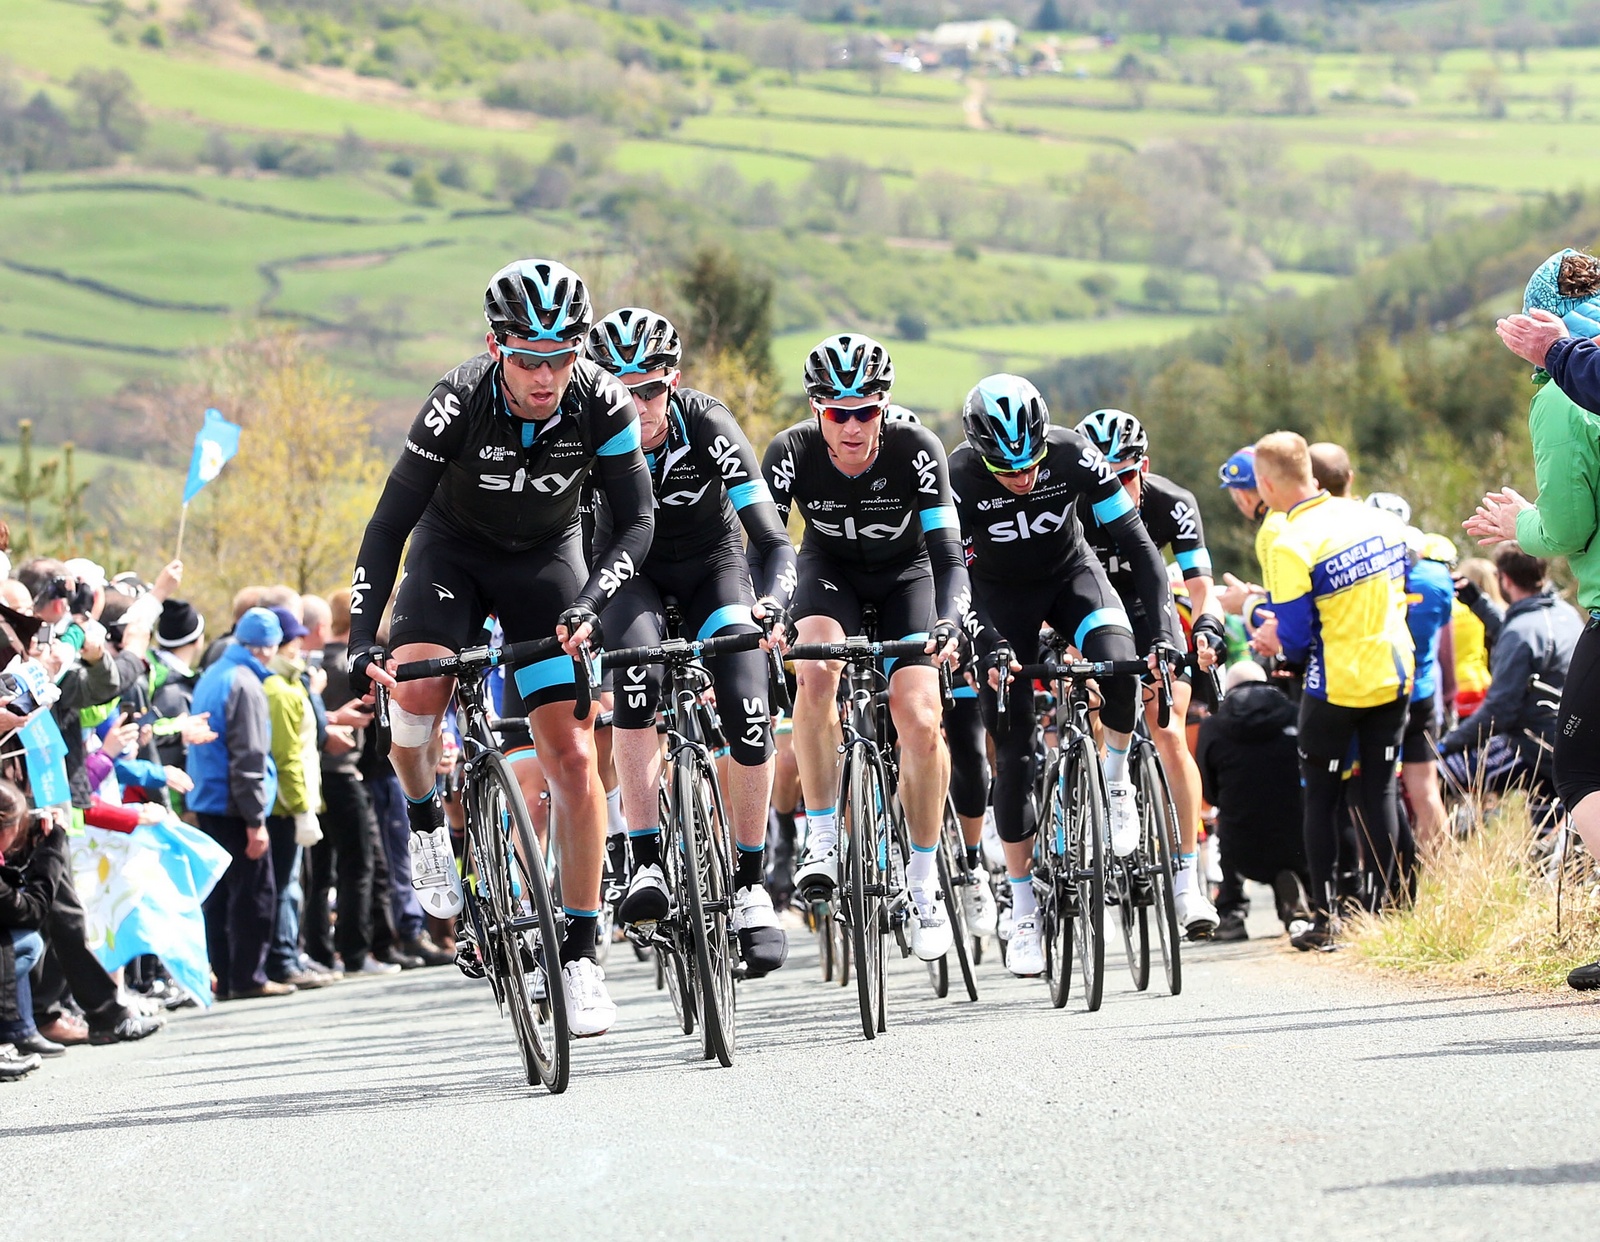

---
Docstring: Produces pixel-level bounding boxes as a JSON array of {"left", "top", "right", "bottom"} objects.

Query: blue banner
[
  {"left": 19, "top": 712, "right": 70, "bottom": 807},
  {"left": 182, "top": 408, "right": 242, "bottom": 505}
]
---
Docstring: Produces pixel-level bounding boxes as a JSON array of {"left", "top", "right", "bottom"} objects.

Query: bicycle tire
[
  {"left": 812, "top": 899, "right": 835, "bottom": 982},
  {"left": 1041, "top": 749, "right": 1074, "bottom": 1009},
  {"left": 656, "top": 786, "right": 696, "bottom": 1036},
  {"left": 677, "top": 758, "right": 735, "bottom": 1067},
  {"left": 844, "top": 750, "right": 886, "bottom": 1041},
  {"left": 1071, "top": 733, "right": 1107, "bottom": 1013},
  {"left": 1116, "top": 745, "right": 1156, "bottom": 993},
  {"left": 476, "top": 752, "right": 569, "bottom": 1094},
  {"left": 940, "top": 803, "right": 981, "bottom": 998},
  {"left": 1142, "top": 740, "right": 1184, "bottom": 997}
]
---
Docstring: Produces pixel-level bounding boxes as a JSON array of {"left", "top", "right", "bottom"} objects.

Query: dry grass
[{"left": 1344, "top": 800, "right": 1600, "bottom": 991}]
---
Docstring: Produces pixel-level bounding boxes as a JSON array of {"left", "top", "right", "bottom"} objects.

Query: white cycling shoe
[
  {"left": 1176, "top": 886, "right": 1221, "bottom": 940},
  {"left": 562, "top": 958, "right": 616, "bottom": 1037},
  {"left": 408, "top": 825, "right": 464, "bottom": 919},
  {"left": 794, "top": 839, "right": 841, "bottom": 898},
  {"left": 617, "top": 863, "right": 669, "bottom": 924},
  {"left": 962, "top": 874, "right": 998, "bottom": 937},
  {"left": 906, "top": 887, "right": 953, "bottom": 961},
  {"left": 1107, "top": 779, "right": 1140, "bottom": 858},
  {"left": 1006, "top": 914, "right": 1046, "bottom": 977}
]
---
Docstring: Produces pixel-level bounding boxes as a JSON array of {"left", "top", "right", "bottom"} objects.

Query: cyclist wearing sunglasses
[
  {"left": 949, "top": 375, "right": 1178, "bottom": 978},
  {"left": 1075, "top": 408, "right": 1222, "bottom": 939},
  {"left": 762, "top": 333, "right": 970, "bottom": 962},
  {"left": 347, "top": 259, "right": 654, "bottom": 1036},
  {"left": 585, "top": 308, "right": 796, "bottom": 976}
]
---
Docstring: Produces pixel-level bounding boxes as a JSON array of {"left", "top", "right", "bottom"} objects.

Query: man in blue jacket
[
  {"left": 188, "top": 607, "right": 286, "bottom": 1001},
  {"left": 1438, "top": 547, "right": 1581, "bottom": 821}
]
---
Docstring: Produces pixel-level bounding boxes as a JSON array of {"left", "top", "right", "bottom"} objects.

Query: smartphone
[
  {"left": 0, "top": 671, "right": 37, "bottom": 716},
  {"left": 307, "top": 650, "right": 325, "bottom": 670}
]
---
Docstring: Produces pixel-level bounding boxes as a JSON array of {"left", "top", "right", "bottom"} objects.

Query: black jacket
[{"left": 1197, "top": 681, "right": 1307, "bottom": 871}]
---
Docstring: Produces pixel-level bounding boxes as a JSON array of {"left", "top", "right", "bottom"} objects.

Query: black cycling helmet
[
  {"left": 1075, "top": 408, "right": 1148, "bottom": 472},
  {"left": 962, "top": 373, "right": 1050, "bottom": 471},
  {"left": 484, "top": 258, "right": 592, "bottom": 344},
  {"left": 803, "top": 333, "right": 894, "bottom": 401},
  {"left": 586, "top": 307, "right": 681, "bottom": 377}
]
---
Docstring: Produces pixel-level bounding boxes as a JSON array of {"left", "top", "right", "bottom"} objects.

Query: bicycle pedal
[{"left": 454, "top": 943, "right": 487, "bottom": 980}]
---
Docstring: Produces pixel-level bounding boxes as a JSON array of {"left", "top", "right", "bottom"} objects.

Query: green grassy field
[{"left": 3, "top": 0, "right": 1597, "bottom": 432}]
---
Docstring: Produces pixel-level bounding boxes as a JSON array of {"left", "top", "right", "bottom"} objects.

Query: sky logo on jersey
[
  {"left": 661, "top": 480, "right": 714, "bottom": 506},
  {"left": 423, "top": 392, "right": 459, "bottom": 436},
  {"left": 349, "top": 567, "right": 370, "bottom": 617},
  {"left": 708, "top": 434, "right": 746, "bottom": 481},
  {"left": 597, "top": 551, "right": 635, "bottom": 596},
  {"left": 812, "top": 513, "right": 913, "bottom": 542},
  {"left": 987, "top": 506, "right": 1073, "bottom": 542},
  {"left": 479, "top": 467, "right": 584, "bottom": 495},
  {"left": 770, "top": 453, "right": 796, "bottom": 494}
]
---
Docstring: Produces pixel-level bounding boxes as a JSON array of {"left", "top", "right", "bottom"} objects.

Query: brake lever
[
  {"left": 938, "top": 662, "right": 954, "bottom": 713},
  {"left": 374, "top": 683, "right": 390, "bottom": 731},
  {"left": 768, "top": 646, "right": 792, "bottom": 715},
  {"left": 572, "top": 639, "right": 597, "bottom": 721},
  {"left": 1156, "top": 654, "right": 1173, "bottom": 731}
]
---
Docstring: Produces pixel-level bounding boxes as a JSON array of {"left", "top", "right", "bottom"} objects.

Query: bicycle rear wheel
[
  {"left": 477, "top": 752, "right": 569, "bottom": 1094},
  {"left": 657, "top": 786, "right": 696, "bottom": 1035},
  {"left": 1140, "top": 741, "right": 1184, "bottom": 997},
  {"left": 676, "top": 757, "right": 736, "bottom": 1067},
  {"left": 936, "top": 824, "right": 979, "bottom": 1002},
  {"left": 1071, "top": 734, "right": 1107, "bottom": 1013},
  {"left": 1040, "top": 753, "right": 1074, "bottom": 1009},
  {"left": 1117, "top": 746, "right": 1155, "bottom": 993},
  {"left": 844, "top": 750, "right": 887, "bottom": 1041}
]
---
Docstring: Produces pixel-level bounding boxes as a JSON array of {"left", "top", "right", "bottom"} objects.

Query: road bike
[
  {"left": 602, "top": 624, "right": 772, "bottom": 1068},
  {"left": 381, "top": 633, "right": 588, "bottom": 1093}
]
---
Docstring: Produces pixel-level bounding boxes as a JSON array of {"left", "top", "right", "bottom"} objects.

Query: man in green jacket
[
  {"left": 262, "top": 605, "right": 334, "bottom": 991},
  {"left": 1471, "top": 245, "right": 1600, "bottom": 991}
]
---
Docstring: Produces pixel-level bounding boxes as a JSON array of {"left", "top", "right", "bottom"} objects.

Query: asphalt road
[{"left": 8, "top": 898, "right": 1599, "bottom": 1241}]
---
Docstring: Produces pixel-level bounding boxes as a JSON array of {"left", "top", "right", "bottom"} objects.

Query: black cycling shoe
[
  {"left": 1291, "top": 913, "right": 1339, "bottom": 953},
  {"left": 1213, "top": 912, "right": 1248, "bottom": 942},
  {"left": 1567, "top": 958, "right": 1600, "bottom": 991},
  {"left": 617, "top": 864, "right": 670, "bottom": 924},
  {"left": 734, "top": 885, "right": 788, "bottom": 977}
]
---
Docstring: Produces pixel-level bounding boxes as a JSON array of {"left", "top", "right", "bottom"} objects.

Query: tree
[
  {"left": 680, "top": 245, "right": 775, "bottom": 384},
  {"left": 179, "top": 333, "right": 386, "bottom": 601},
  {"left": 68, "top": 67, "right": 146, "bottom": 153},
  {"left": 0, "top": 420, "right": 58, "bottom": 555},
  {"left": 1033, "top": 0, "right": 1063, "bottom": 33}
]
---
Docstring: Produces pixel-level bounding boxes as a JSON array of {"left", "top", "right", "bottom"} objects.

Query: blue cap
[
  {"left": 268, "top": 605, "right": 309, "bottom": 641},
  {"left": 235, "top": 606, "right": 283, "bottom": 648},
  {"left": 1218, "top": 447, "right": 1257, "bottom": 490}
]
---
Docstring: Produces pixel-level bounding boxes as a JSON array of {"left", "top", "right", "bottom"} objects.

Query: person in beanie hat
[{"left": 150, "top": 600, "right": 211, "bottom": 780}]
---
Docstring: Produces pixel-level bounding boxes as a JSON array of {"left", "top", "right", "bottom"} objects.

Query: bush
[
  {"left": 140, "top": 22, "right": 165, "bottom": 48},
  {"left": 894, "top": 310, "right": 928, "bottom": 341},
  {"left": 411, "top": 169, "right": 440, "bottom": 207}
]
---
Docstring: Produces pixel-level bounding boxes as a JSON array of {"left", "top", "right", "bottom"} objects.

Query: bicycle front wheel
[
  {"left": 1139, "top": 741, "right": 1184, "bottom": 997},
  {"left": 1040, "top": 752, "right": 1074, "bottom": 1009},
  {"left": 476, "top": 752, "right": 569, "bottom": 1094},
  {"left": 844, "top": 750, "right": 887, "bottom": 1041},
  {"left": 676, "top": 757, "right": 736, "bottom": 1067},
  {"left": 937, "top": 807, "right": 978, "bottom": 1002},
  {"left": 1070, "top": 734, "right": 1107, "bottom": 1013}
]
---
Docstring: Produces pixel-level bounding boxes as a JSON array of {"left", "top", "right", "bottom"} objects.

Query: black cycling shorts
[
  {"left": 389, "top": 517, "right": 587, "bottom": 711},
  {"left": 1401, "top": 692, "right": 1438, "bottom": 764},
  {"left": 1555, "top": 615, "right": 1600, "bottom": 811},
  {"left": 791, "top": 547, "right": 935, "bottom": 674},
  {"left": 601, "top": 543, "right": 773, "bottom": 767}
]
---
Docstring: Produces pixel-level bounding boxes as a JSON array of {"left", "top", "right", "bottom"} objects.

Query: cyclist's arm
[
  {"left": 348, "top": 386, "right": 459, "bottom": 650},
  {"left": 1165, "top": 482, "right": 1222, "bottom": 624},
  {"left": 913, "top": 427, "right": 969, "bottom": 625},
  {"left": 1266, "top": 542, "right": 1314, "bottom": 665},
  {"left": 704, "top": 402, "right": 798, "bottom": 607},
  {"left": 1098, "top": 505, "right": 1182, "bottom": 647},
  {"left": 574, "top": 383, "right": 654, "bottom": 614},
  {"left": 761, "top": 429, "right": 797, "bottom": 529}
]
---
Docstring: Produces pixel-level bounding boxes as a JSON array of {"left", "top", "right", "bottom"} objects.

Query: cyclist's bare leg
[
  {"left": 792, "top": 614, "right": 847, "bottom": 818},
  {"left": 385, "top": 642, "right": 455, "bottom": 798},
  {"left": 613, "top": 725, "right": 664, "bottom": 835},
  {"left": 889, "top": 666, "right": 948, "bottom": 851},
  {"left": 1402, "top": 761, "right": 1445, "bottom": 850},
  {"left": 959, "top": 814, "right": 983, "bottom": 849},
  {"left": 773, "top": 731, "right": 799, "bottom": 814},
  {"left": 1147, "top": 678, "right": 1201, "bottom": 856},
  {"left": 507, "top": 745, "right": 550, "bottom": 850},
  {"left": 530, "top": 700, "right": 606, "bottom": 919},
  {"left": 727, "top": 756, "right": 775, "bottom": 850}
]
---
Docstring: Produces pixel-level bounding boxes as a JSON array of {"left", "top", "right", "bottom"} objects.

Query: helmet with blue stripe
[
  {"left": 1218, "top": 446, "right": 1257, "bottom": 490},
  {"left": 803, "top": 333, "right": 894, "bottom": 401},
  {"left": 586, "top": 308, "right": 681, "bottom": 377},
  {"left": 962, "top": 374, "right": 1049, "bottom": 471},
  {"left": 484, "top": 258, "right": 593, "bottom": 345},
  {"left": 1075, "top": 408, "right": 1147, "bottom": 473}
]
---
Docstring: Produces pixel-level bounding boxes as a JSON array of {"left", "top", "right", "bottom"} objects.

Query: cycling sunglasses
[
  {"left": 624, "top": 376, "right": 675, "bottom": 401},
  {"left": 814, "top": 399, "right": 885, "bottom": 424},
  {"left": 982, "top": 455, "right": 1045, "bottom": 478},
  {"left": 498, "top": 341, "right": 579, "bottom": 371}
]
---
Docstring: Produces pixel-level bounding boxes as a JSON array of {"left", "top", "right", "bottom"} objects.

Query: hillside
[{"left": 2, "top": 0, "right": 1599, "bottom": 449}]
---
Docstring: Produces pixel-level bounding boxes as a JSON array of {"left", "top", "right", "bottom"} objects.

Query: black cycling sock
[
  {"left": 965, "top": 845, "right": 982, "bottom": 871},
  {"left": 561, "top": 913, "right": 598, "bottom": 964},
  {"left": 405, "top": 792, "right": 444, "bottom": 835},
  {"left": 736, "top": 845, "right": 765, "bottom": 890},
  {"left": 630, "top": 830, "right": 662, "bottom": 870}
]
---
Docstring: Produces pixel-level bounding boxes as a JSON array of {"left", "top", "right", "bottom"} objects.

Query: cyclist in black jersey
[
  {"left": 950, "top": 375, "right": 1176, "bottom": 979},
  {"left": 1076, "top": 409, "right": 1223, "bottom": 938},
  {"left": 349, "top": 259, "right": 653, "bottom": 1037},
  {"left": 584, "top": 308, "right": 796, "bottom": 976},
  {"left": 762, "top": 334, "right": 969, "bottom": 962}
]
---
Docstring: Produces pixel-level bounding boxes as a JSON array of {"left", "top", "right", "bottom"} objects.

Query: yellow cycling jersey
[
  {"left": 1254, "top": 510, "right": 1287, "bottom": 599},
  {"left": 1452, "top": 599, "right": 1492, "bottom": 697},
  {"left": 1267, "top": 492, "right": 1414, "bottom": 708}
]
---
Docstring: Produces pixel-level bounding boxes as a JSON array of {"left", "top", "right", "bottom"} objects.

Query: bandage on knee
[{"left": 389, "top": 705, "right": 440, "bottom": 748}]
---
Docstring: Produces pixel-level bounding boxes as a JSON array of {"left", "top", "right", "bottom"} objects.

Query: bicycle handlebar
[
  {"left": 785, "top": 639, "right": 935, "bottom": 663},
  {"left": 390, "top": 633, "right": 594, "bottom": 721},
  {"left": 600, "top": 629, "right": 764, "bottom": 669}
]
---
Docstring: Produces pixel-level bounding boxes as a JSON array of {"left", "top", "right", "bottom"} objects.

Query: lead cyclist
[{"left": 348, "top": 260, "right": 653, "bottom": 1037}]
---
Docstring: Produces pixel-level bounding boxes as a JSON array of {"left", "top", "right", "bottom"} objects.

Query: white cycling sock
[
  {"left": 805, "top": 807, "right": 837, "bottom": 855},
  {"left": 1174, "top": 853, "right": 1196, "bottom": 896},
  {"left": 906, "top": 842, "right": 937, "bottom": 892},
  {"left": 1009, "top": 875, "right": 1038, "bottom": 920},
  {"left": 1104, "top": 741, "right": 1130, "bottom": 785},
  {"left": 605, "top": 787, "right": 625, "bottom": 838}
]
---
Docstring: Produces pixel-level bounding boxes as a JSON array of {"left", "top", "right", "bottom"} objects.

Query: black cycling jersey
[
  {"left": 949, "top": 426, "right": 1178, "bottom": 651},
  {"left": 762, "top": 417, "right": 968, "bottom": 624},
  {"left": 1082, "top": 470, "right": 1210, "bottom": 590},
  {"left": 349, "top": 353, "right": 653, "bottom": 650},
  {"left": 594, "top": 387, "right": 796, "bottom": 601}
]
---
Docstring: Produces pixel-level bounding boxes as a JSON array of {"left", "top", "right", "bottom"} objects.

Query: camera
[
  {"left": 0, "top": 660, "right": 61, "bottom": 717},
  {"left": 38, "top": 576, "right": 96, "bottom": 616}
]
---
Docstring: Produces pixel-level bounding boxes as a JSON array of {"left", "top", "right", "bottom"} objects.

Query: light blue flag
[
  {"left": 18, "top": 712, "right": 70, "bottom": 807},
  {"left": 182, "top": 408, "right": 242, "bottom": 505},
  {"left": 72, "top": 817, "right": 232, "bottom": 1007}
]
